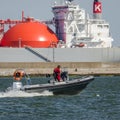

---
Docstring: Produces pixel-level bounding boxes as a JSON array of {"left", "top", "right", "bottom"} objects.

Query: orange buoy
[{"left": 13, "top": 70, "right": 25, "bottom": 81}]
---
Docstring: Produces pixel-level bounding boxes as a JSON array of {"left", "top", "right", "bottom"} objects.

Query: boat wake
[{"left": 0, "top": 90, "right": 53, "bottom": 98}]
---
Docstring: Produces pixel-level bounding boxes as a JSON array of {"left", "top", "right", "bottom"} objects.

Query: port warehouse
[{"left": 0, "top": 47, "right": 120, "bottom": 76}]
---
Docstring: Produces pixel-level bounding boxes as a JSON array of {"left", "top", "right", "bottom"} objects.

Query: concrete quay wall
[{"left": 0, "top": 62, "right": 120, "bottom": 76}]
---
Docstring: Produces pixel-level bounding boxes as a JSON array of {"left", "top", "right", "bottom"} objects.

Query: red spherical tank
[{"left": 0, "top": 22, "right": 58, "bottom": 48}]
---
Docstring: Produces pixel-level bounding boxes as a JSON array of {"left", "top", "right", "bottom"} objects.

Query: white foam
[
  {"left": 0, "top": 90, "right": 53, "bottom": 98},
  {"left": 96, "top": 94, "right": 100, "bottom": 97}
]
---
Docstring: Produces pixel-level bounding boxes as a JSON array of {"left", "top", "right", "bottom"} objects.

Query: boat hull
[{"left": 23, "top": 76, "right": 94, "bottom": 95}]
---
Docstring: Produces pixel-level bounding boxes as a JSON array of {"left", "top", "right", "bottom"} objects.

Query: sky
[{"left": 0, "top": 0, "right": 119, "bottom": 46}]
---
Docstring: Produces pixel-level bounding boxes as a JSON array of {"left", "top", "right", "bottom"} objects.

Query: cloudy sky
[{"left": 0, "top": 0, "right": 119, "bottom": 46}]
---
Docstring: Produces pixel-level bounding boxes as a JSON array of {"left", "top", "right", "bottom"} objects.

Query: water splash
[
  {"left": 0, "top": 90, "right": 53, "bottom": 98},
  {"left": 96, "top": 94, "right": 100, "bottom": 97}
]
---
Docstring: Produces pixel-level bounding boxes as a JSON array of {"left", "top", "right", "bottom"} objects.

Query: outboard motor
[{"left": 12, "top": 82, "right": 23, "bottom": 90}]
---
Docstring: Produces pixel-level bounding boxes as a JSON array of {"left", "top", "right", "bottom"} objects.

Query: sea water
[{"left": 0, "top": 76, "right": 120, "bottom": 120}]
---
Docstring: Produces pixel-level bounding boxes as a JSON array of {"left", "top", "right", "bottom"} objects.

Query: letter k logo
[{"left": 94, "top": 2, "right": 102, "bottom": 13}]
